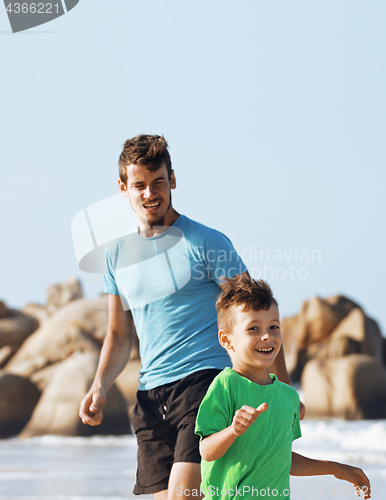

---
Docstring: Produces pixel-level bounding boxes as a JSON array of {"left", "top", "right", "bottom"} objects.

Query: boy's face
[{"left": 219, "top": 304, "right": 282, "bottom": 384}]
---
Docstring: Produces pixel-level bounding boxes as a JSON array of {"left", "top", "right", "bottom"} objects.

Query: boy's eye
[{"left": 270, "top": 325, "right": 279, "bottom": 330}]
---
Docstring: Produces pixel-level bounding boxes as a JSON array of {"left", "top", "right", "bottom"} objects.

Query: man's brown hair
[
  {"left": 118, "top": 134, "right": 172, "bottom": 185},
  {"left": 216, "top": 272, "right": 278, "bottom": 332}
]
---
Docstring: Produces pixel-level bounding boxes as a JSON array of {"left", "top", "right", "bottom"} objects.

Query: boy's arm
[
  {"left": 200, "top": 426, "right": 238, "bottom": 462},
  {"left": 270, "top": 346, "right": 306, "bottom": 420},
  {"left": 199, "top": 403, "right": 268, "bottom": 462},
  {"left": 291, "top": 452, "right": 371, "bottom": 499}
]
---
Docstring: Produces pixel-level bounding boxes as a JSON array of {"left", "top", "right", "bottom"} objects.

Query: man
[{"left": 79, "top": 135, "right": 302, "bottom": 499}]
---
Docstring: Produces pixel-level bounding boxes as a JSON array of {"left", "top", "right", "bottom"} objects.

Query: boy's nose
[{"left": 261, "top": 330, "right": 271, "bottom": 340}]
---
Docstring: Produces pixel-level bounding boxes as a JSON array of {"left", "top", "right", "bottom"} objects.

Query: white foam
[
  {"left": 0, "top": 497, "right": 130, "bottom": 500},
  {"left": 293, "top": 419, "right": 386, "bottom": 465},
  {"left": 6, "top": 435, "right": 138, "bottom": 447},
  {"left": 1, "top": 421, "right": 385, "bottom": 499}
]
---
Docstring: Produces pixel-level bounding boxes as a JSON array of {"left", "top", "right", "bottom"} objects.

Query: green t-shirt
[{"left": 195, "top": 368, "right": 302, "bottom": 500}]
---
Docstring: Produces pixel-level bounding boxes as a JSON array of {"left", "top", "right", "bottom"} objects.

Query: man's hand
[
  {"left": 333, "top": 463, "right": 371, "bottom": 499},
  {"left": 79, "top": 386, "right": 106, "bottom": 426},
  {"left": 231, "top": 403, "right": 268, "bottom": 437},
  {"left": 269, "top": 345, "right": 305, "bottom": 420},
  {"left": 299, "top": 401, "right": 305, "bottom": 420},
  {"left": 78, "top": 295, "right": 133, "bottom": 427}
]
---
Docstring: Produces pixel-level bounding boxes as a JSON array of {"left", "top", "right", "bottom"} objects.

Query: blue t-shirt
[{"left": 103, "top": 215, "right": 247, "bottom": 390}]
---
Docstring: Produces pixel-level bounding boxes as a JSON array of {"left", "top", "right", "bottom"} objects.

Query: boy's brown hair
[
  {"left": 216, "top": 272, "right": 278, "bottom": 332},
  {"left": 118, "top": 134, "right": 172, "bottom": 185}
]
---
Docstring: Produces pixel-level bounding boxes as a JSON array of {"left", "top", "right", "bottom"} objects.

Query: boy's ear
[{"left": 219, "top": 329, "right": 232, "bottom": 350}]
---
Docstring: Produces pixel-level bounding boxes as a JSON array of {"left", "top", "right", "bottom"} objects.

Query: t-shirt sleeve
[
  {"left": 202, "top": 229, "right": 247, "bottom": 285},
  {"left": 195, "top": 376, "right": 231, "bottom": 439},
  {"left": 103, "top": 247, "right": 120, "bottom": 296},
  {"left": 292, "top": 397, "right": 302, "bottom": 441}
]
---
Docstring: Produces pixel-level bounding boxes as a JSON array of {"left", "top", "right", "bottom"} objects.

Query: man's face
[
  {"left": 220, "top": 304, "right": 282, "bottom": 383},
  {"left": 119, "top": 163, "right": 176, "bottom": 230}
]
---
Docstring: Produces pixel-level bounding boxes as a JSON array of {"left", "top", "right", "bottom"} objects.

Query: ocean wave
[
  {"left": 2, "top": 419, "right": 385, "bottom": 465},
  {"left": 2, "top": 435, "right": 138, "bottom": 447},
  {"left": 293, "top": 419, "right": 386, "bottom": 465},
  {"left": 0, "top": 497, "right": 131, "bottom": 500}
]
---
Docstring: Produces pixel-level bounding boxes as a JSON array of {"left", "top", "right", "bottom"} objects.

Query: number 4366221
[{"left": 6, "top": 3, "right": 60, "bottom": 14}]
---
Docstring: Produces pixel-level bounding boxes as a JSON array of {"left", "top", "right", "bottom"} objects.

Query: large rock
[
  {"left": 302, "top": 354, "right": 386, "bottom": 419},
  {"left": 46, "top": 277, "right": 83, "bottom": 314},
  {"left": 384, "top": 337, "right": 386, "bottom": 366},
  {"left": 20, "top": 352, "right": 130, "bottom": 437},
  {"left": 6, "top": 295, "right": 137, "bottom": 377},
  {"left": 316, "top": 308, "right": 384, "bottom": 365},
  {"left": 29, "top": 362, "right": 62, "bottom": 392},
  {"left": 324, "top": 295, "right": 361, "bottom": 316},
  {"left": 6, "top": 323, "right": 101, "bottom": 377},
  {"left": 281, "top": 296, "right": 365, "bottom": 381},
  {"left": 28, "top": 358, "right": 141, "bottom": 419},
  {"left": 301, "top": 296, "right": 359, "bottom": 347},
  {"left": 0, "top": 304, "right": 39, "bottom": 368},
  {"left": 22, "top": 303, "right": 49, "bottom": 325},
  {"left": 280, "top": 313, "right": 307, "bottom": 376},
  {"left": 0, "top": 301, "right": 9, "bottom": 319},
  {"left": 4, "top": 296, "right": 111, "bottom": 376},
  {"left": 0, "top": 307, "right": 39, "bottom": 350},
  {"left": 116, "top": 359, "right": 141, "bottom": 414},
  {"left": 21, "top": 278, "right": 83, "bottom": 325},
  {"left": 0, "top": 346, "right": 13, "bottom": 368},
  {"left": 0, "top": 371, "right": 41, "bottom": 438}
]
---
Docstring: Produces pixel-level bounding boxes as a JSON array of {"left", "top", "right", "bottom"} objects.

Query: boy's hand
[
  {"left": 333, "top": 463, "right": 371, "bottom": 499},
  {"left": 231, "top": 403, "right": 268, "bottom": 437}
]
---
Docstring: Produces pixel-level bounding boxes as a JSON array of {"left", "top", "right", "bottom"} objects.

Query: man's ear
[
  {"left": 219, "top": 329, "right": 232, "bottom": 350},
  {"left": 118, "top": 178, "right": 129, "bottom": 197},
  {"left": 170, "top": 170, "right": 176, "bottom": 190}
]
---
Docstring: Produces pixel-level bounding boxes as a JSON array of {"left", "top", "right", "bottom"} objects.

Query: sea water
[{"left": 0, "top": 420, "right": 385, "bottom": 500}]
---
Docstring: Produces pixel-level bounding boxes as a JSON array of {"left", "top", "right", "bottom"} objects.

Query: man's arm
[
  {"left": 199, "top": 403, "right": 268, "bottom": 462},
  {"left": 291, "top": 452, "right": 371, "bottom": 499},
  {"left": 79, "top": 294, "right": 134, "bottom": 426},
  {"left": 270, "top": 345, "right": 306, "bottom": 420},
  {"left": 270, "top": 345, "right": 291, "bottom": 384}
]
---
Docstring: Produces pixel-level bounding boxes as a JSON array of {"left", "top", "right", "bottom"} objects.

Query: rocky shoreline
[{"left": 1, "top": 278, "right": 385, "bottom": 438}]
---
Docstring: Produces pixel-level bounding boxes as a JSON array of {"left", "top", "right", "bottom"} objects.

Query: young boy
[{"left": 195, "top": 273, "right": 371, "bottom": 499}]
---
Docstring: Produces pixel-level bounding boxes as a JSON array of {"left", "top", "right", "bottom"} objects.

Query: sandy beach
[{"left": 0, "top": 419, "right": 385, "bottom": 500}]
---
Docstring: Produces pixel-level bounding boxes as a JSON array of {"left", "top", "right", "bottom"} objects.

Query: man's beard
[{"left": 147, "top": 194, "right": 172, "bottom": 229}]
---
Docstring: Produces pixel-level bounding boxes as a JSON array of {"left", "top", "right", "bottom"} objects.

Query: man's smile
[{"left": 143, "top": 201, "right": 161, "bottom": 212}]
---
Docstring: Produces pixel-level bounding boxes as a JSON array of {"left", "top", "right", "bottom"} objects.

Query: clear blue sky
[{"left": 1, "top": 1, "right": 385, "bottom": 333}]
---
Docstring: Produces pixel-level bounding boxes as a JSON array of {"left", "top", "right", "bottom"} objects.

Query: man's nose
[{"left": 143, "top": 184, "right": 156, "bottom": 199}]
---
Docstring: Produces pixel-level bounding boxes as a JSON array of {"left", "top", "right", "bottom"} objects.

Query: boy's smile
[{"left": 219, "top": 304, "right": 282, "bottom": 385}]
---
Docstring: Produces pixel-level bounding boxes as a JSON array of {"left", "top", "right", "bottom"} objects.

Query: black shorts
[{"left": 131, "top": 369, "right": 221, "bottom": 495}]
